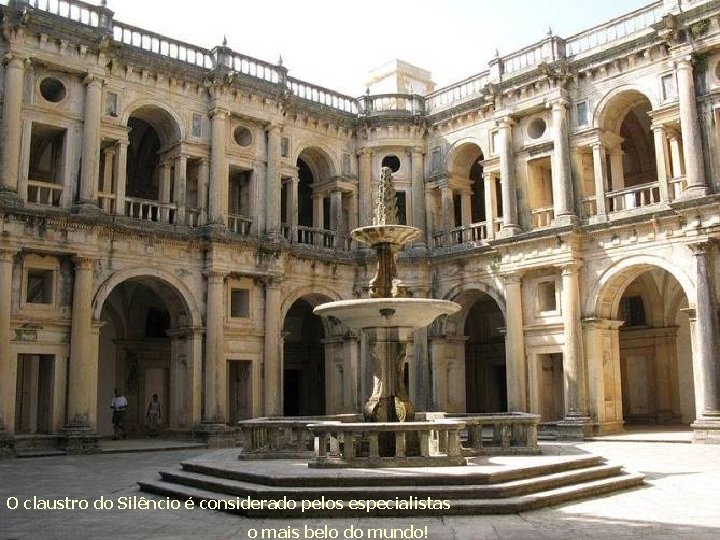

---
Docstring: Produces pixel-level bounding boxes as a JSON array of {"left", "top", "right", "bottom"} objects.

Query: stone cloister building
[{"left": 1, "top": 0, "right": 720, "bottom": 453}]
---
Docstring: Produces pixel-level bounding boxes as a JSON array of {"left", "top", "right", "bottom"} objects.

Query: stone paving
[{"left": 0, "top": 439, "right": 719, "bottom": 539}]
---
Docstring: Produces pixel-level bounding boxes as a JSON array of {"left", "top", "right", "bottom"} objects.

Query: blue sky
[{"left": 106, "top": 0, "right": 651, "bottom": 95}]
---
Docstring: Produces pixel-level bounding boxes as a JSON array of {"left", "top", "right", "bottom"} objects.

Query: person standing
[
  {"left": 110, "top": 388, "right": 128, "bottom": 440},
  {"left": 146, "top": 393, "right": 161, "bottom": 437}
]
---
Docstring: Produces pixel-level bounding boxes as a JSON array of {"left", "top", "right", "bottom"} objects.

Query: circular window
[
  {"left": 527, "top": 117, "right": 547, "bottom": 140},
  {"left": 381, "top": 155, "right": 401, "bottom": 172},
  {"left": 39, "top": 77, "right": 67, "bottom": 103},
  {"left": 233, "top": 126, "right": 252, "bottom": 147}
]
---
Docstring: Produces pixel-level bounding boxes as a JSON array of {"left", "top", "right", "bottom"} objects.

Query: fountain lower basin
[{"left": 313, "top": 297, "right": 460, "bottom": 329}]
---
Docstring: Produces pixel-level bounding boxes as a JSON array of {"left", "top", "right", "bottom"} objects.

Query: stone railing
[
  {"left": 581, "top": 195, "right": 597, "bottom": 217},
  {"left": 227, "top": 214, "right": 253, "bottom": 235},
  {"left": 14, "top": 0, "right": 113, "bottom": 30},
  {"left": 447, "top": 413, "right": 540, "bottom": 455},
  {"left": 307, "top": 420, "right": 467, "bottom": 468},
  {"left": 112, "top": 21, "right": 214, "bottom": 69},
  {"left": 531, "top": 206, "right": 554, "bottom": 228},
  {"left": 287, "top": 78, "right": 358, "bottom": 114},
  {"left": 26, "top": 180, "right": 62, "bottom": 207},
  {"left": 565, "top": 2, "right": 663, "bottom": 57},
  {"left": 125, "top": 196, "right": 177, "bottom": 224},
  {"left": 606, "top": 182, "right": 661, "bottom": 213},
  {"left": 502, "top": 36, "right": 565, "bottom": 76},
  {"left": 449, "top": 222, "right": 489, "bottom": 244},
  {"left": 225, "top": 51, "right": 281, "bottom": 83},
  {"left": 185, "top": 208, "right": 203, "bottom": 227},
  {"left": 426, "top": 72, "right": 489, "bottom": 113},
  {"left": 668, "top": 175, "right": 687, "bottom": 200},
  {"left": 358, "top": 93, "right": 425, "bottom": 115},
  {"left": 97, "top": 191, "right": 115, "bottom": 213},
  {"left": 238, "top": 415, "right": 362, "bottom": 459},
  {"left": 284, "top": 224, "right": 349, "bottom": 250}
]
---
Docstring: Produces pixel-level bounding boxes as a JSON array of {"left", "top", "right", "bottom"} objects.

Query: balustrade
[
  {"left": 125, "top": 197, "right": 177, "bottom": 224},
  {"left": 20, "top": 0, "right": 111, "bottom": 29},
  {"left": 668, "top": 175, "right": 687, "bottom": 201},
  {"left": 359, "top": 94, "right": 424, "bottom": 115},
  {"left": 97, "top": 192, "right": 115, "bottom": 213},
  {"left": 287, "top": 78, "right": 358, "bottom": 114},
  {"left": 27, "top": 180, "right": 62, "bottom": 207},
  {"left": 448, "top": 413, "right": 540, "bottom": 455},
  {"left": 227, "top": 214, "right": 253, "bottom": 235},
  {"left": 112, "top": 22, "right": 214, "bottom": 68},
  {"left": 425, "top": 72, "right": 489, "bottom": 113},
  {"left": 581, "top": 195, "right": 597, "bottom": 217},
  {"left": 605, "top": 182, "right": 661, "bottom": 213},
  {"left": 531, "top": 206, "right": 554, "bottom": 228}
]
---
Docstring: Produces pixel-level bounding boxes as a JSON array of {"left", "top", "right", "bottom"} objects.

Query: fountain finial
[{"left": 373, "top": 167, "right": 398, "bottom": 226}]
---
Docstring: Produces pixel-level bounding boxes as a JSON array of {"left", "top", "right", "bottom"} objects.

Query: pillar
[
  {"left": 313, "top": 193, "right": 324, "bottom": 229},
  {"left": 264, "top": 282, "right": 282, "bottom": 415},
  {"left": 208, "top": 108, "right": 228, "bottom": 225},
  {"left": 329, "top": 189, "right": 343, "bottom": 233},
  {"left": 66, "top": 257, "right": 98, "bottom": 428},
  {"left": 609, "top": 148, "right": 624, "bottom": 190},
  {"left": 265, "top": 125, "right": 282, "bottom": 240},
  {"left": 652, "top": 125, "right": 670, "bottom": 202},
  {"left": 440, "top": 185, "right": 454, "bottom": 244},
  {"left": 460, "top": 192, "right": 472, "bottom": 227},
  {"left": 79, "top": 75, "right": 103, "bottom": 206},
  {"left": 173, "top": 154, "right": 187, "bottom": 223},
  {"left": 0, "top": 250, "right": 17, "bottom": 435},
  {"left": 483, "top": 172, "right": 496, "bottom": 240},
  {"left": 591, "top": 143, "right": 608, "bottom": 220},
  {"left": 203, "top": 270, "right": 226, "bottom": 423},
  {"left": 668, "top": 132, "right": 684, "bottom": 179},
  {"left": 101, "top": 147, "right": 114, "bottom": 195},
  {"left": 559, "top": 263, "right": 592, "bottom": 437},
  {"left": 409, "top": 148, "right": 426, "bottom": 247},
  {"left": 689, "top": 241, "right": 720, "bottom": 442},
  {"left": 0, "top": 55, "right": 25, "bottom": 197},
  {"left": 550, "top": 99, "right": 576, "bottom": 224},
  {"left": 676, "top": 57, "right": 708, "bottom": 197},
  {"left": 198, "top": 158, "right": 209, "bottom": 224},
  {"left": 287, "top": 175, "right": 299, "bottom": 239},
  {"left": 159, "top": 161, "right": 172, "bottom": 203},
  {"left": 114, "top": 140, "right": 127, "bottom": 216},
  {"left": 358, "top": 149, "right": 373, "bottom": 227},
  {"left": 504, "top": 273, "right": 527, "bottom": 411},
  {"left": 498, "top": 117, "right": 521, "bottom": 235}
]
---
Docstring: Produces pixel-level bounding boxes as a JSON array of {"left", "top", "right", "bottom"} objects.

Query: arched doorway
[
  {"left": 590, "top": 262, "right": 695, "bottom": 433},
  {"left": 282, "top": 297, "right": 328, "bottom": 416},
  {"left": 97, "top": 276, "right": 196, "bottom": 437}
]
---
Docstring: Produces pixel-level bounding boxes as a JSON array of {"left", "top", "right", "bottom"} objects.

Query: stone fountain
[{"left": 314, "top": 167, "right": 460, "bottom": 435}]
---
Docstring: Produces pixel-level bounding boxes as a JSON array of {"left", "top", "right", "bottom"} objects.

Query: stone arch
[
  {"left": 294, "top": 143, "right": 338, "bottom": 180},
  {"left": 587, "top": 255, "right": 695, "bottom": 320},
  {"left": 92, "top": 267, "right": 202, "bottom": 327},
  {"left": 445, "top": 139, "right": 486, "bottom": 177},
  {"left": 444, "top": 282, "right": 506, "bottom": 325},
  {"left": 594, "top": 85, "right": 660, "bottom": 133},
  {"left": 280, "top": 285, "right": 341, "bottom": 336},
  {"left": 121, "top": 100, "right": 184, "bottom": 144}
]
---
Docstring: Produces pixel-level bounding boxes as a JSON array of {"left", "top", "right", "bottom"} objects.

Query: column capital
[
  {"left": 2, "top": 53, "right": 27, "bottom": 69},
  {"left": 651, "top": 123, "right": 667, "bottom": 133},
  {"left": 265, "top": 123, "right": 283, "bottom": 134},
  {"left": 688, "top": 239, "right": 716, "bottom": 257},
  {"left": 547, "top": 98, "right": 570, "bottom": 110},
  {"left": 495, "top": 115, "right": 515, "bottom": 129},
  {"left": 204, "top": 270, "right": 227, "bottom": 282},
  {"left": 83, "top": 74, "right": 104, "bottom": 87},
  {"left": 72, "top": 256, "right": 97, "bottom": 270},
  {"left": 356, "top": 147, "right": 374, "bottom": 157},
  {"left": 674, "top": 56, "right": 694, "bottom": 71},
  {"left": 560, "top": 260, "right": 583, "bottom": 275},
  {"left": 406, "top": 146, "right": 424, "bottom": 157},
  {"left": 0, "top": 248, "right": 17, "bottom": 263},
  {"left": 502, "top": 271, "right": 524, "bottom": 285},
  {"left": 208, "top": 107, "right": 229, "bottom": 119}
]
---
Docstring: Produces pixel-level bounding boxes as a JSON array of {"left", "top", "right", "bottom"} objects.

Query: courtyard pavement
[{"left": 1, "top": 438, "right": 719, "bottom": 539}]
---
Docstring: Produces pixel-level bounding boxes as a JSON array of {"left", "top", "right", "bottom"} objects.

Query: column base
[
  {"left": 60, "top": 426, "right": 101, "bottom": 455},
  {"left": 553, "top": 213, "right": 579, "bottom": 227},
  {"left": 588, "top": 214, "right": 609, "bottom": 225},
  {"left": 0, "top": 187, "right": 24, "bottom": 208},
  {"left": 556, "top": 414, "right": 594, "bottom": 440},
  {"left": 0, "top": 430, "right": 15, "bottom": 458},
  {"left": 679, "top": 185, "right": 710, "bottom": 200},
  {"left": 497, "top": 225, "right": 522, "bottom": 238},
  {"left": 691, "top": 413, "right": 720, "bottom": 444},
  {"left": 193, "top": 423, "right": 237, "bottom": 448}
]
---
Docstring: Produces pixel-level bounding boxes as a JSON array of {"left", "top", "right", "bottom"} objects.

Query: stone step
[
  {"left": 180, "top": 454, "right": 605, "bottom": 487},
  {"left": 15, "top": 449, "right": 67, "bottom": 458},
  {"left": 157, "top": 463, "right": 624, "bottom": 500},
  {"left": 138, "top": 471, "right": 645, "bottom": 517}
]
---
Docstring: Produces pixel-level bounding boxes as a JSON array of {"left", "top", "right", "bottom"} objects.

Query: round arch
[
  {"left": 280, "top": 285, "right": 342, "bottom": 321},
  {"left": 445, "top": 139, "right": 486, "bottom": 177},
  {"left": 444, "top": 282, "right": 507, "bottom": 322},
  {"left": 593, "top": 85, "right": 660, "bottom": 133},
  {"left": 92, "top": 267, "right": 202, "bottom": 327},
  {"left": 586, "top": 255, "right": 696, "bottom": 321},
  {"left": 294, "top": 143, "right": 339, "bottom": 180},
  {"left": 121, "top": 100, "right": 184, "bottom": 144}
]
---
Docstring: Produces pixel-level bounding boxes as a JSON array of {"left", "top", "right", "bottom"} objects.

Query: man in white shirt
[{"left": 110, "top": 388, "right": 128, "bottom": 440}]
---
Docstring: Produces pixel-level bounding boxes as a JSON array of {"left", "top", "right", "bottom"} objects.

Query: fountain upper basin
[
  {"left": 351, "top": 225, "right": 421, "bottom": 247},
  {"left": 313, "top": 298, "right": 461, "bottom": 330}
]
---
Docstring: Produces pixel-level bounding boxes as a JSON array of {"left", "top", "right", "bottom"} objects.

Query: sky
[{"left": 102, "top": 0, "right": 651, "bottom": 96}]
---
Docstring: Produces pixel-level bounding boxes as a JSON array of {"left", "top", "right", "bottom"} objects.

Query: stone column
[
  {"left": 559, "top": 263, "right": 592, "bottom": 437},
  {"left": 668, "top": 133, "right": 684, "bottom": 178},
  {"left": 550, "top": 99, "right": 575, "bottom": 224},
  {"left": 173, "top": 154, "right": 187, "bottom": 224},
  {"left": 358, "top": 149, "right": 373, "bottom": 227},
  {"left": 0, "top": 55, "right": 25, "bottom": 199},
  {"left": 79, "top": 75, "right": 103, "bottom": 206},
  {"left": 208, "top": 108, "right": 228, "bottom": 225},
  {"left": 483, "top": 172, "right": 496, "bottom": 240},
  {"left": 313, "top": 193, "right": 324, "bottom": 229},
  {"left": 264, "top": 282, "right": 282, "bottom": 416},
  {"left": 330, "top": 189, "right": 343, "bottom": 233},
  {"left": 203, "top": 270, "right": 226, "bottom": 423},
  {"left": 101, "top": 147, "right": 115, "bottom": 195},
  {"left": 409, "top": 148, "right": 426, "bottom": 247},
  {"left": 689, "top": 241, "right": 720, "bottom": 442},
  {"left": 198, "top": 158, "right": 209, "bottom": 224},
  {"left": 67, "top": 257, "right": 98, "bottom": 429},
  {"left": 460, "top": 192, "right": 472, "bottom": 227},
  {"left": 498, "top": 117, "right": 521, "bottom": 235},
  {"left": 676, "top": 57, "right": 707, "bottom": 197},
  {"left": 159, "top": 161, "right": 172, "bottom": 203},
  {"left": 591, "top": 143, "right": 608, "bottom": 220},
  {"left": 0, "top": 249, "right": 17, "bottom": 437},
  {"left": 286, "top": 175, "right": 299, "bottom": 240},
  {"left": 265, "top": 125, "right": 282, "bottom": 240},
  {"left": 114, "top": 140, "right": 127, "bottom": 216},
  {"left": 609, "top": 148, "right": 624, "bottom": 190},
  {"left": 504, "top": 273, "right": 527, "bottom": 411},
  {"left": 440, "top": 185, "right": 454, "bottom": 244},
  {"left": 652, "top": 125, "right": 670, "bottom": 202}
]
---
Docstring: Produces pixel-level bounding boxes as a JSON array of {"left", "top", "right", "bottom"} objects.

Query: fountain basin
[
  {"left": 351, "top": 225, "right": 421, "bottom": 247},
  {"left": 314, "top": 298, "right": 460, "bottom": 330}
]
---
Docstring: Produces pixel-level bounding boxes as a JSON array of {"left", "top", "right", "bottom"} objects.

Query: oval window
[
  {"left": 39, "top": 77, "right": 67, "bottom": 103},
  {"left": 527, "top": 117, "right": 547, "bottom": 140},
  {"left": 233, "top": 126, "right": 252, "bottom": 147},
  {"left": 381, "top": 155, "right": 401, "bottom": 172}
]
